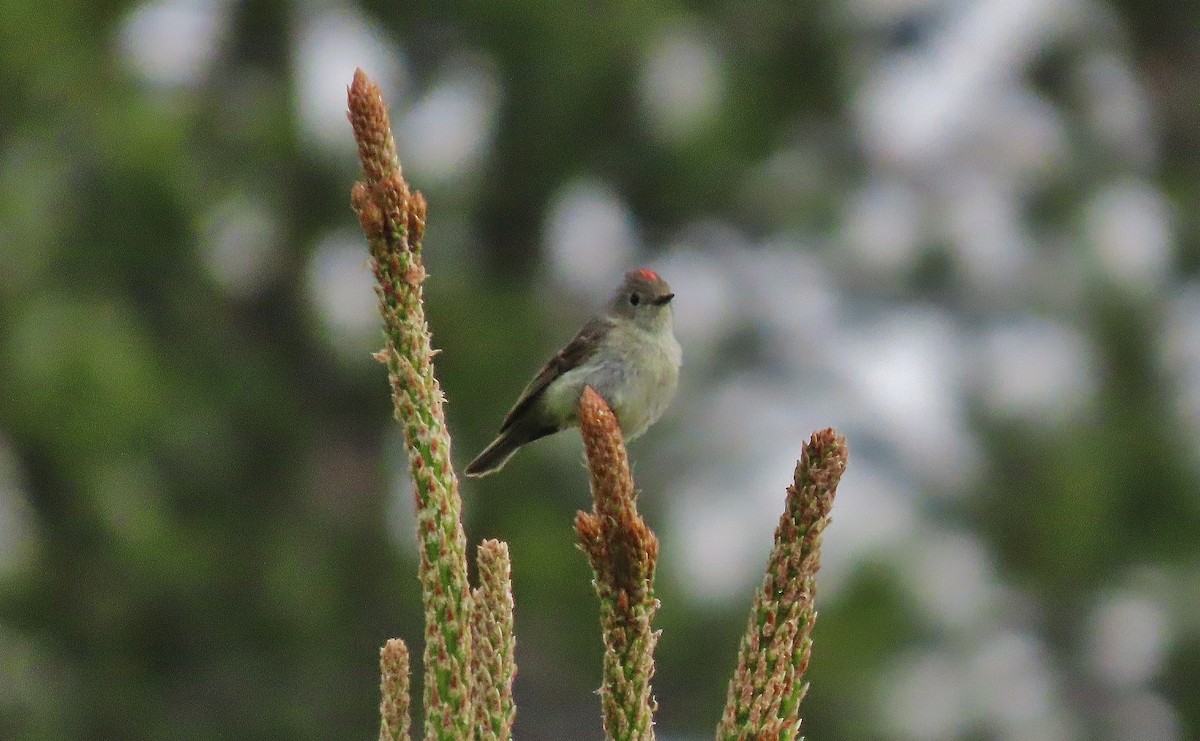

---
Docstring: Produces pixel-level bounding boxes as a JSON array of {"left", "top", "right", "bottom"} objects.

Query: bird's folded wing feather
[{"left": 499, "top": 317, "right": 609, "bottom": 433}]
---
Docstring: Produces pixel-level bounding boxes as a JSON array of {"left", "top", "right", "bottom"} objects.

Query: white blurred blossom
[
  {"left": 1084, "top": 179, "right": 1174, "bottom": 294},
  {"left": 545, "top": 179, "right": 639, "bottom": 296},
  {"left": 292, "top": 4, "right": 408, "bottom": 153},
  {"left": 398, "top": 59, "right": 500, "bottom": 183},
  {"left": 199, "top": 191, "right": 282, "bottom": 298},
  {"left": 306, "top": 229, "right": 378, "bottom": 358},
  {"left": 971, "top": 316, "right": 1097, "bottom": 424},
  {"left": 120, "top": 0, "right": 228, "bottom": 87},
  {"left": 639, "top": 23, "right": 724, "bottom": 142},
  {"left": 1090, "top": 592, "right": 1172, "bottom": 686}
]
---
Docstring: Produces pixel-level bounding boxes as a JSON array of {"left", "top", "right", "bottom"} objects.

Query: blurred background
[{"left": 2, "top": 0, "right": 1199, "bottom": 738}]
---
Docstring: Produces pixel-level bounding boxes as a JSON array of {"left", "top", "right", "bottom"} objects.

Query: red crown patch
[{"left": 635, "top": 268, "right": 660, "bottom": 282}]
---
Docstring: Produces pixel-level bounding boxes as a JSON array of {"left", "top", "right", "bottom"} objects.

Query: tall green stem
[{"left": 347, "top": 68, "right": 473, "bottom": 740}]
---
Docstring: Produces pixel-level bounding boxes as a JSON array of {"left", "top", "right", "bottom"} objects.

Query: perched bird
[{"left": 466, "top": 268, "right": 682, "bottom": 477}]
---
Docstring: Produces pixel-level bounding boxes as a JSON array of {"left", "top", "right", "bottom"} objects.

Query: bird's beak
[{"left": 653, "top": 293, "right": 675, "bottom": 306}]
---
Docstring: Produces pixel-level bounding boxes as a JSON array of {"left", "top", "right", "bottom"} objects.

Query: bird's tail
[{"left": 465, "top": 431, "right": 522, "bottom": 478}]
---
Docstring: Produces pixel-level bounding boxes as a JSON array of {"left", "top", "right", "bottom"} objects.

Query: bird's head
[{"left": 608, "top": 268, "right": 675, "bottom": 329}]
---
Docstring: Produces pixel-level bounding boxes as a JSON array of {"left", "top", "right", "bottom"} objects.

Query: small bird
[{"left": 466, "top": 268, "right": 682, "bottom": 477}]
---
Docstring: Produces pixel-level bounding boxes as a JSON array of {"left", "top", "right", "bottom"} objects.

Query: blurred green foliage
[{"left": 1, "top": 0, "right": 1199, "bottom": 739}]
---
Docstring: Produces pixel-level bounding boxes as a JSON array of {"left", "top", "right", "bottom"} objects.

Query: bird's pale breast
[
  {"left": 590, "top": 321, "right": 681, "bottom": 439},
  {"left": 539, "top": 318, "right": 680, "bottom": 439}
]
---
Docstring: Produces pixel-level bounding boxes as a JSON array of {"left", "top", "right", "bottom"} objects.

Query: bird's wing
[{"left": 498, "top": 317, "right": 609, "bottom": 433}]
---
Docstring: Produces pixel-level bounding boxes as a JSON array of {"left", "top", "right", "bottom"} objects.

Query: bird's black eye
[{"left": 629, "top": 292, "right": 641, "bottom": 306}]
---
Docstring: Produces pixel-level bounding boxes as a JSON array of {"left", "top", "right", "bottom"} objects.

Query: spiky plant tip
[
  {"left": 470, "top": 540, "right": 517, "bottom": 741},
  {"left": 575, "top": 388, "right": 658, "bottom": 596},
  {"left": 787, "top": 428, "right": 846, "bottom": 525},
  {"left": 347, "top": 68, "right": 400, "bottom": 189},
  {"left": 379, "top": 638, "right": 411, "bottom": 741},
  {"left": 575, "top": 386, "right": 659, "bottom": 741},
  {"left": 717, "top": 428, "right": 847, "bottom": 741}
]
